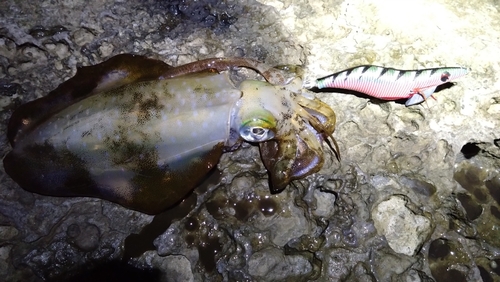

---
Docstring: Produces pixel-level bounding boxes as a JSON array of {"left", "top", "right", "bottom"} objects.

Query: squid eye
[
  {"left": 240, "top": 125, "right": 275, "bottom": 142},
  {"left": 239, "top": 111, "right": 277, "bottom": 142},
  {"left": 251, "top": 127, "right": 265, "bottom": 136}
]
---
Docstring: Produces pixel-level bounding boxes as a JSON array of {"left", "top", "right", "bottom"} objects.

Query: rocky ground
[{"left": 0, "top": 0, "right": 499, "bottom": 281}]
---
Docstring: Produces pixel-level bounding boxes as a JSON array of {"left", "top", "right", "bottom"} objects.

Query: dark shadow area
[
  {"left": 460, "top": 142, "right": 482, "bottom": 159},
  {"left": 148, "top": 0, "right": 239, "bottom": 39},
  {"left": 122, "top": 192, "right": 197, "bottom": 261},
  {"left": 51, "top": 260, "right": 162, "bottom": 282},
  {"left": 122, "top": 169, "right": 222, "bottom": 261}
]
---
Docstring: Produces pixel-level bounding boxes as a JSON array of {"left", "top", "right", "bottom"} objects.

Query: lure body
[{"left": 307, "top": 66, "right": 468, "bottom": 106}]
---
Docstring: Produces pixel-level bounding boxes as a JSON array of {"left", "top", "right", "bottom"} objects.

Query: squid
[{"left": 3, "top": 54, "right": 339, "bottom": 214}]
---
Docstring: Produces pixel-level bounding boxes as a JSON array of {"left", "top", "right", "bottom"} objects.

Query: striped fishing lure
[{"left": 305, "top": 66, "right": 468, "bottom": 106}]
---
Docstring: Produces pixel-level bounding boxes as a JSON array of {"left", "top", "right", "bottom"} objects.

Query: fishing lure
[{"left": 304, "top": 65, "right": 468, "bottom": 106}]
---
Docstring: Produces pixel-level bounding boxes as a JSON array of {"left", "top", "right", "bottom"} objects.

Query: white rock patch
[{"left": 372, "top": 196, "right": 431, "bottom": 256}]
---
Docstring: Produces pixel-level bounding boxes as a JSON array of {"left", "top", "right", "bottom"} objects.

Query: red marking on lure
[{"left": 309, "top": 65, "right": 468, "bottom": 106}]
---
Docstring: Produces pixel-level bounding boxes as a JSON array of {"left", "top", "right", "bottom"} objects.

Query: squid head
[{"left": 235, "top": 70, "right": 339, "bottom": 193}]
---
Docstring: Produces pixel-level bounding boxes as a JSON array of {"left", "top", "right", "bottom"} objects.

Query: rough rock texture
[
  {"left": 0, "top": 0, "right": 499, "bottom": 281},
  {"left": 372, "top": 195, "right": 431, "bottom": 256}
]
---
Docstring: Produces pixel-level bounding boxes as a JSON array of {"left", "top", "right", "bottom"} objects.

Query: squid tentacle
[
  {"left": 259, "top": 126, "right": 298, "bottom": 193},
  {"left": 161, "top": 57, "right": 296, "bottom": 85},
  {"left": 292, "top": 95, "right": 340, "bottom": 160},
  {"left": 293, "top": 95, "right": 336, "bottom": 135}
]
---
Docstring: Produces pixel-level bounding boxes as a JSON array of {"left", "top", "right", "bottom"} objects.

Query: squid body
[{"left": 3, "top": 54, "right": 338, "bottom": 214}]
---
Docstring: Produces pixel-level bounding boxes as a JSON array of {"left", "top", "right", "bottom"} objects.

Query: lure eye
[{"left": 441, "top": 71, "right": 451, "bottom": 82}]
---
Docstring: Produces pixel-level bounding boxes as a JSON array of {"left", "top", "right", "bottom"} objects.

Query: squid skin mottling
[
  {"left": 5, "top": 56, "right": 243, "bottom": 214},
  {"left": 7, "top": 54, "right": 174, "bottom": 146}
]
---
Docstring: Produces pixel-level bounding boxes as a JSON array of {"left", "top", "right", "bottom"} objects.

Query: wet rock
[
  {"left": 0, "top": 245, "right": 12, "bottom": 275},
  {"left": 264, "top": 205, "right": 313, "bottom": 246},
  {"left": 372, "top": 196, "right": 432, "bottom": 256},
  {"left": 456, "top": 193, "right": 483, "bottom": 220},
  {"left": 0, "top": 37, "right": 17, "bottom": 60},
  {"left": 98, "top": 41, "right": 114, "bottom": 57},
  {"left": 312, "top": 189, "right": 337, "bottom": 218},
  {"left": 0, "top": 0, "right": 499, "bottom": 281},
  {"left": 154, "top": 208, "right": 226, "bottom": 275},
  {"left": 72, "top": 28, "right": 95, "bottom": 46},
  {"left": 0, "top": 226, "right": 18, "bottom": 240},
  {"left": 475, "top": 257, "right": 498, "bottom": 282},
  {"left": 344, "top": 262, "right": 375, "bottom": 282},
  {"left": 325, "top": 248, "right": 370, "bottom": 280},
  {"left": 371, "top": 249, "right": 416, "bottom": 280},
  {"left": 44, "top": 42, "right": 70, "bottom": 59},
  {"left": 248, "top": 247, "right": 312, "bottom": 281},
  {"left": 454, "top": 161, "right": 500, "bottom": 248},
  {"left": 162, "top": 255, "right": 194, "bottom": 281},
  {"left": 141, "top": 251, "right": 194, "bottom": 282},
  {"left": 399, "top": 176, "right": 437, "bottom": 197},
  {"left": 428, "top": 238, "right": 471, "bottom": 282},
  {"left": 67, "top": 223, "right": 100, "bottom": 252}
]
